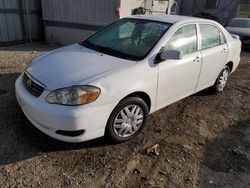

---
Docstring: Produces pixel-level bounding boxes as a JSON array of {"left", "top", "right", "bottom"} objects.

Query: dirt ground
[{"left": 0, "top": 43, "right": 249, "bottom": 188}]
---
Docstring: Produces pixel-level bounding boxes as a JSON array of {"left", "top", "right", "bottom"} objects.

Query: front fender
[{"left": 88, "top": 61, "right": 158, "bottom": 113}]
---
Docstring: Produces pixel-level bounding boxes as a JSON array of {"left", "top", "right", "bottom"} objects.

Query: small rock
[
  {"left": 140, "top": 176, "right": 148, "bottom": 182},
  {"left": 154, "top": 126, "right": 162, "bottom": 133},
  {"left": 184, "top": 176, "right": 193, "bottom": 183},
  {"left": 231, "top": 147, "right": 244, "bottom": 156},
  {"left": 166, "top": 159, "right": 171, "bottom": 163},
  {"left": 148, "top": 181, "right": 154, "bottom": 186},
  {"left": 159, "top": 170, "right": 167, "bottom": 175},
  {"left": 133, "top": 168, "right": 140, "bottom": 175},
  {"left": 146, "top": 144, "right": 160, "bottom": 156},
  {"left": 196, "top": 139, "right": 205, "bottom": 146}
]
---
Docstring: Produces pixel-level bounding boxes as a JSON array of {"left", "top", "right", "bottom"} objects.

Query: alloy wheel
[
  {"left": 218, "top": 69, "right": 229, "bottom": 91},
  {"left": 113, "top": 105, "right": 144, "bottom": 138}
]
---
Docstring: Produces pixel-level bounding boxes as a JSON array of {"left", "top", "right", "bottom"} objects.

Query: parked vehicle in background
[
  {"left": 226, "top": 18, "right": 250, "bottom": 49},
  {"left": 15, "top": 15, "right": 241, "bottom": 143}
]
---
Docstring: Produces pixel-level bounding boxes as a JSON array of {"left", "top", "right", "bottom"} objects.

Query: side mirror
[
  {"left": 161, "top": 49, "right": 183, "bottom": 60},
  {"left": 155, "top": 49, "right": 183, "bottom": 64}
]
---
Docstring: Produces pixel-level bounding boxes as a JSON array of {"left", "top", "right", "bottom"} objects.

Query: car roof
[{"left": 127, "top": 15, "right": 209, "bottom": 24}]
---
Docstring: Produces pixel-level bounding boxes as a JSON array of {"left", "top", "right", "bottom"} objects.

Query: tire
[
  {"left": 105, "top": 97, "right": 149, "bottom": 143},
  {"left": 211, "top": 66, "right": 230, "bottom": 93}
]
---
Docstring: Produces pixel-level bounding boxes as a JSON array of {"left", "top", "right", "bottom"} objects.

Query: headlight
[{"left": 46, "top": 85, "right": 100, "bottom": 105}]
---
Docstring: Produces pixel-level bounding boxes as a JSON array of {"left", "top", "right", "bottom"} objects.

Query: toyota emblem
[{"left": 27, "top": 79, "right": 32, "bottom": 87}]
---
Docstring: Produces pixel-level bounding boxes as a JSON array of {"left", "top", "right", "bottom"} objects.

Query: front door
[{"left": 156, "top": 24, "right": 201, "bottom": 110}]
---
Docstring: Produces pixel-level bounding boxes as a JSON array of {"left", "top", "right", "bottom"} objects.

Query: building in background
[
  {"left": 42, "top": 0, "right": 178, "bottom": 45},
  {"left": 179, "top": 0, "right": 244, "bottom": 26},
  {"left": 0, "top": 0, "right": 179, "bottom": 46},
  {"left": 0, "top": 0, "right": 43, "bottom": 46},
  {"left": 237, "top": 0, "right": 250, "bottom": 18},
  {"left": 1, "top": 0, "right": 248, "bottom": 47}
]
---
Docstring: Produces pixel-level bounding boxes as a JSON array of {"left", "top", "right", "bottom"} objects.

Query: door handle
[
  {"left": 222, "top": 48, "right": 227, "bottom": 53},
  {"left": 193, "top": 56, "right": 200, "bottom": 63}
]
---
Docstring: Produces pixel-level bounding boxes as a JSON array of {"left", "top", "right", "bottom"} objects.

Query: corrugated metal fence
[
  {"left": 0, "top": 0, "right": 43, "bottom": 46},
  {"left": 42, "top": 0, "right": 118, "bottom": 45}
]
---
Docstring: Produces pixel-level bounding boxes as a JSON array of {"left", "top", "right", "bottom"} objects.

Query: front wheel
[
  {"left": 212, "top": 66, "right": 230, "bottom": 93},
  {"left": 105, "top": 97, "right": 149, "bottom": 143}
]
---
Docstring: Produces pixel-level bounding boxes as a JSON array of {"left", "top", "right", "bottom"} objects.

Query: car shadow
[
  {"left": 0, "top": 72, "right": 116, "bottom": 166},
  {"left": 198, "top": 119, "right": 250, "bottom": 187},
  {"left": 192, "top": 88, "right": 216, "bottom": 97}
]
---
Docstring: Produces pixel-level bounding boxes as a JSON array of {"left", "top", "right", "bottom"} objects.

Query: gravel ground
[{"left": 0, "top": 43, "right": 249, "bottom": 188}]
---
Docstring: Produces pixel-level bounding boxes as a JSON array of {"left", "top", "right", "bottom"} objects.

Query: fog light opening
[{"left": 55, "top": 130, "right": 85, "bottom": 137}]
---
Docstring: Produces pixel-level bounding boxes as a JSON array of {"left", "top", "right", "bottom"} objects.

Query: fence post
[
  {"left": 25, "top": 0, "right": 32, "bottom": 43},
  {"left": 17, "top": 0, "right": 27, "bottom": 43}
]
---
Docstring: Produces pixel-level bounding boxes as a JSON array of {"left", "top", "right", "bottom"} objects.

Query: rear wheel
[
  {"left": 212, "top": 66, "right": 230, "bottom": 93},
  {"left": 105, "top": 97, "right": 149, "bottom": 143}
]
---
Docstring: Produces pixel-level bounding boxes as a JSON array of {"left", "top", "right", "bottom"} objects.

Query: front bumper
[{"left": 15, "top": 74, "right": 117, "bottom": 142}]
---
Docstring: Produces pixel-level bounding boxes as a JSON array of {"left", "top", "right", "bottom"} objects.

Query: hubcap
[
  {"left": 113, "top": 105, "right": 144, "bottom": 138},
  {"left": 218, "top": 69, "right": 229, "bottom": 91}
]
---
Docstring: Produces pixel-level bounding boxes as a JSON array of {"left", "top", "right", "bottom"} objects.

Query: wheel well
[
  {"left": 226, "top": 61, "right": 233, "bottom": 72},
  {"left": 122, "top": 92, "right": 151, "bottom": 111}
]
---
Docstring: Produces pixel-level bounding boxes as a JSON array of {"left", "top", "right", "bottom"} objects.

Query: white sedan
[{"left": 15, "top": 15, "right": 241, "bottom": 143}]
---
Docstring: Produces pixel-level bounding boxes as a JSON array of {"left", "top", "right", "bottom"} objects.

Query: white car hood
[{"left": 26, "top": 44, "right": 136, "bottom": 90}]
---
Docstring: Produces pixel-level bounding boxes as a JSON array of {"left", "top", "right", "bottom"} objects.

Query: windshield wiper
[
  {"left": 97, "top": 46, "right": 140, "bottom": 60},
  {"left": 80, "top": 40, "right": 100, "bottom": 50},
  {"left": 80, "top": 41, "right": 115, "bottom": 55},
  {"left": 80, "top": 41, "right": 139, "bottom": 60}
]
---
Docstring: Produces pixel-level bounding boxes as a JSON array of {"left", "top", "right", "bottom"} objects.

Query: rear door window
[{"left": 199, "top": 24, "right": 225, "bottom": 49}]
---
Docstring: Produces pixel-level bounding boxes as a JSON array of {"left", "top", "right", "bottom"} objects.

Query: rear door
[
  {"left": 156, "top": 24, "right": 202, "bottom": 109},
  {"left": 196, "top": 23, "right": 229, "bottom": 90}
]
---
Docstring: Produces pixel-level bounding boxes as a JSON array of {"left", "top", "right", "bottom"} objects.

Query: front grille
[{"left": 23, "top": 72, "right": 44, "bottom": 97}]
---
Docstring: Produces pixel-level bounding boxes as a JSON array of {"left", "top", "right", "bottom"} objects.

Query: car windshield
[
  {"left": 79, "top": 18, "right": 171, "bottom": 61},
  {"left": 228, "top": 19, "right": 250, "bottom": 28}
]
